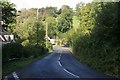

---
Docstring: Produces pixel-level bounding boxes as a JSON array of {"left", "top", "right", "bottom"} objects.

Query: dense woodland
[{"left": 1, "top": 0, "right": 119, "bottom": 77}]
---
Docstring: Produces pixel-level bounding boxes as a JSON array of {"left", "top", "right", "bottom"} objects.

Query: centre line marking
[
  {"left": 58, "top": 54, "right": 61, "bottom": 61},
  {"left": 57, "top": 47, "right": 80, "bottom": 78},
  {"left": 63, "top": 68, "right": 80, "bottom": 78},
  {"left": 58, "top": 61, "right": 62, "bottom": 67}
]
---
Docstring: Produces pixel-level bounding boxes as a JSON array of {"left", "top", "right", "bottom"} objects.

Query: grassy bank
[
  {"left": 2, "top": 53, "right": 49, "bottom": 76},
  {"left": 73, "top": 36, "right": 119, "bottom": 77},
  {"left": 72, "top": 2, "right": 119, "bottom": 78}
]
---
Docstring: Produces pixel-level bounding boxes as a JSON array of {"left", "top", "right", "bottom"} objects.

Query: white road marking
[
  {"left": 12, "top": 72, "right": 20, "bottom": 80},
  {"left": 58, "top": 61, "right": 62, "bottom": 67},
  {"left": 63, "top": 68, "right": 80, "bottom": 78},
  {"left": 57, "top": 47, "right": 80, "bottom": 78},
  {"left": 58, "top": 54, "right": 61, "bottom": 61},
  {"left": 4, "top": 76, "right": 8, "bottom": 80}
]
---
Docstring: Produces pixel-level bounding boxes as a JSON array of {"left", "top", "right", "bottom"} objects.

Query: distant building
[{"left": 47, "top": 37, "right": 56, "bottom": 45}]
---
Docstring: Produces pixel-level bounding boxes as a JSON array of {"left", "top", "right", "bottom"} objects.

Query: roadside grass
[{"left": 2, "top": 53, "right": 50, "bottom": 76}]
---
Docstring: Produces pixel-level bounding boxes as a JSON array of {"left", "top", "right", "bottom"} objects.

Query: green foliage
[
  {"left": 0, "top": 1, "right": 16, "bottom": 32},
  {"left": 3, "top": 55, "right": 48, "bottom": 76},
  {"left": 92, "top": 2, "right": 119, "bottom": 43},
  {"left": 2, "top": 42, "right": 48, "bottom": 62},
  {"left": 46, "top": 16, "right": 57, "bottom": 38},
  {"left": 58, "top": 16, "right": 80, "bottom": 47},
  {"left": 2, "top": 43, "right": 25, "bottom": 62},
  {"left": 28, "top": 21, "right": 45, "bottom": 46},
  {"left": 73, "top": 35, "right": 119, "bottom": 77},
  {"left": 73, "top": 2, "right": 119, "bottom": 77},
  {"left": 14, "top": 9, "right": 46, "bottom": 47},
  {"left": 41, "top": 7, "right": 58, "bottom": 19},
  {"left": 47, "top": 42, "right": 53, "bottom": 51},
  {"left": 25, "top": 45, "right": 48, "bottom": 58},
  {"left": 57, "top": 5, "right": 73, "bottom": 33},
  {"left": 75, "top": 2, "right": 85, "bottom": 16},
  {"left": 14, "top": 10, "right": 36, "bottom": 43}
]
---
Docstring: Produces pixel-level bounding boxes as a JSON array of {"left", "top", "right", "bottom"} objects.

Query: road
[{"left": 4, "top": 46, "right": 111, "bottom": 79}]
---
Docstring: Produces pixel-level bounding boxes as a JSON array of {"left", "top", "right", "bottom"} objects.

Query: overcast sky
[{"left": 9, "top": 0, "right": 93, "bottom": 10}]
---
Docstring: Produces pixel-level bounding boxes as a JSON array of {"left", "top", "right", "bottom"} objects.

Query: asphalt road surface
[{"left": 4, "top": 46, "right": 111, "bottom": 79}]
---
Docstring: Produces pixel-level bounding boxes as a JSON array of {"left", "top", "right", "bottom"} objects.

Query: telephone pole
[
  {"left": 37, "top": 8, "right": 48, "bottom": 47},
  {"left": 46, "top": 23, "right": 48, "bottom": 47},
  {"left": 36, "top": 8, "right": 39, "bottom": 21},
  {"left": 36, "top": 8, "right": 39, "bottom": 46}
]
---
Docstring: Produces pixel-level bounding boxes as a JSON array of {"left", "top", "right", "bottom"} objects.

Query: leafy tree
[
  {"left": 0, "top": 1, "right": 16, "bottom": 32},
  {"left": 29, "top": 21, "right": 45, "bottom": 46},
  {"left": 46, "top": 16, "right": 57, "bottom": 38},
  {"left": 41, "top": 7, "right": 58, "bottom": 20},
  {"left": 92, "top": 2, "right": 119, "bottom": 43},
  {"left": 57, "top": 5, "right": 73, "bottom": 33},
  {"left": 75, "top": 2, "right": 85, "bottom": 16},
  {"left": 73, "top": 2, "right": 119, "bottom": 77},
  {"left": 78, "top": 3, "right": 95, "bottom": 36},
  {"left": 14, "top": 16, "right": 36, "bottom": 44}
]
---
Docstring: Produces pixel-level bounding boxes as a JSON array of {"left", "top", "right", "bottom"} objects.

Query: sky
[{"left": 9, "top": 0, "right": 93, "bottom": 10}]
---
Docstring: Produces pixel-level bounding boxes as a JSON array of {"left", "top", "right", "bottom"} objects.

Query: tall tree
[
  {"left": 46, "top": 16, "right": 57, "bottom": 38},
  {"left": 29, "top": 21, "right": 45, "bottom": 46},
  {"left": 0, "top": 1, "right": 16, "bottom": 32},
  {"left": 57, "top": 5, "right": 73, "bottom": 33},
  {"left": 75, "top": 2, "right": 85, "bottom": 16}
]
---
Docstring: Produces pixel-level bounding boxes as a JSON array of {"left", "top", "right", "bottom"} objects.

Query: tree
[
  {"left": 14, "top": 15, "right": 36, "bottom": 44},
  {"left": 0, "top": 1, "right": 16, "bottom": 32},
  {"left": 92, "top": 2, "right": 119, "bottom": 42},
  {"left": 29, "top": 21, "right": 45, "bottom": 46},
  {"left": 46, "top": 16, "right": 57, "bottom": 38},
  {"left": 57, "top": 5, "right": 73, "bottom": 33},
  {"left": 73, "top": 2, "right": 119, "bottom": 77},
  {"left": 41, "top": 7, "right": 58, "bottom": 20},
  {"left": 75, "top": 2, "right": 85, "bottom": 16}
]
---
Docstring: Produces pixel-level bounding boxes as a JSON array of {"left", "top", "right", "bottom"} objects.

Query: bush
[
  {"left": 2, "top": 43, "right": 49, "bottom": 62},
  {"left": 2, "top": 43, "right": 25, "bottom": 62},
  {"left": 47, "top": 42, "right": 53, "bottom": 51},
  {"left": 73, "top": 35, "right": 119, "bottom": 77},
  {"left": 25, "top": 45, "right": 48, "bottom": 58}
]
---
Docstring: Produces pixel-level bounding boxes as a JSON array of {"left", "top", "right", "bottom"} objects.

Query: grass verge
[{"left": 2, "top": 53, "right": 50, "bottom": 76}]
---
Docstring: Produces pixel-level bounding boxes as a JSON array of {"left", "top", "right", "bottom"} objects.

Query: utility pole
[
  {"left": 36, "top": 8, "right": 48, "bottom": 47},
  {"left": 46, "top": 22, "right": 48, "bottom": 47},
  {"left": 36, "top": 8, "right": 39, "bottom": 46},
  {"left": 36, "top": 8, "right": 39, "bottom": 20}
]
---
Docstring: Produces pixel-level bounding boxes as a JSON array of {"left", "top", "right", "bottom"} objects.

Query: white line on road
[
  {"left": 12, "top": 72, "right": 20, "bottom": 80},
  {"left": 58, "top": 54, "right": 61, "bottom": 61},
  {"left": 63, "top": 68, "right": 80, "bottom": 78},
  {"left": 58, "top": 61, "right": 62, "bottom": 67},
  {"left": 57, "top": 47, "right": 80, "bottom": 78}
]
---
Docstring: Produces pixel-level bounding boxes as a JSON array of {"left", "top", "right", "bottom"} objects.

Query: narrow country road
[{"left": 5, "top": 46, "right": 110, "bottom": 79}]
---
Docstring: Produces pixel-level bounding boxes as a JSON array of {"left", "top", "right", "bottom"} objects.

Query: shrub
[
  {"left": 73, "top": 35, "right": 119, "bottom": 77},
  {"left": 47, "top": 42, "right": 53, "bottom": 51},
  {"left": 2, "top": 43, "right": 24, "bottom": 62},
  {"left": 25, "top": 45, "right": 48, "bottom": 58}
]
